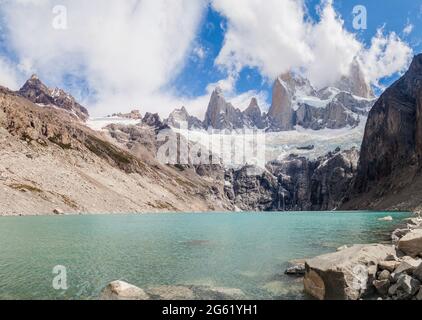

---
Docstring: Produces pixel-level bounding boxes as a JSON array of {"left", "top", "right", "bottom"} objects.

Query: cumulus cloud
[
  {"left": 0, "top": 57, "right": 19, "bottom": 90},
  {"left": 212, "top": 0, "right": 413, "bottom": 89},
  {"left": 360, "top": 29, "right": 413, "bottom": 89},
  {"left": 0, "top": 0, "right": 415, "bottom": 119},
  {"left": 0, "top": 0, "right": 207, "bottom": 116}
]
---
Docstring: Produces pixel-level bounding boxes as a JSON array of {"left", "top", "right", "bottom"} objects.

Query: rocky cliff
[
  {"left": 225, "top": 148, "right": 359, "bottom": 211},
  {"left": 344, "top": 54, "right": 422, "bottom": 211}
]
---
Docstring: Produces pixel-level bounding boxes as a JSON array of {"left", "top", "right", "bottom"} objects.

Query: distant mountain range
[{"left": 166, "top": 59, "right": 376, "bottom": 132}]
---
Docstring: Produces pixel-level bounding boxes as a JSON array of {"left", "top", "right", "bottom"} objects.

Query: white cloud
[
  {"left": 0, "top": 0, "right": 414, "bottom": 120},
  {"left": 403, "top": 23, "right": 414, "bottom": 35},
  {"left": 0, "top": 0, "right": 208, "bottom": 116},
  {"left": 0, "top": 57, "right": 19, "bottom": 90},
  {"left": 211, "top": 0, "right": 413, "bottom": 89},
  {"left": 360, "top": 29, "right": 413, "bottom": 89}
]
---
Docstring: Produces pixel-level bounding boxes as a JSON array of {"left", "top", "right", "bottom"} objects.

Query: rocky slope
[
  {"left": 0, "top": 85, "right": 232, "bottom": 215},
  {"left": 344, "top": 54, "right": 422, "bottom": 211}
]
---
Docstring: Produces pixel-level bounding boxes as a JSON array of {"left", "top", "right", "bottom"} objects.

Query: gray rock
[
  {"left": 378, "top": 270, "right": 391, "bottom": 281},
  {"left": 101, "top": 281, "right": 150, "bottom": 300},
  {"left": 303, "top": 244, "right": 395, "bottom": 300},
  {"left": 379, "top": 260, "right": 401, "bottom": 272},
  {"left": 394, "top": 261, "right": 418, "bottom": 275},
  {"left": 413, "top": 262, "right": 422, "bottom": 281},
  {"left": 395, "top": 275, "right": 421, "bottom": 299},
  {"left": 285, "top": 263, "right": 306, "bottom": 276},
  {"left": 398, "top": 229, "right": 422, "bottom": 258},
  {"left": 373, "top": 279, "right": 390, "bottom": 297},
  {"left": 416, "top": 287, "right": 422, "bottom": 300}
]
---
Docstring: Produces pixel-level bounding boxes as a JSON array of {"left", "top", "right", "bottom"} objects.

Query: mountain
[
  {"left": 203, "top": 87, "right": 246, "bottom": 130},
  {"left": 243, "top": 98, "right": 267, "bottom": 129},
  {"left": 18, "top": 74, "right": 89, "bottom": 122},
  {"left": 180, "top": 67, "right": 376, "bottom": 132},
  {"left": 0, "top": 84, "right": 232, "bottom": 215},
  {"left": 343, "top": 54, "right": 422, "bottom": 211},
  {"left": 335, "top": 58, "right": 375, "bottom": 99},
  {"left": 166, "top": 107, "right": 204, "bottom": 130}
]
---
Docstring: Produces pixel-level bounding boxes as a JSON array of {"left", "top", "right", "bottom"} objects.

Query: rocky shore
[{"left": 294, "top": 213, "right": 422, "bottom": 300}]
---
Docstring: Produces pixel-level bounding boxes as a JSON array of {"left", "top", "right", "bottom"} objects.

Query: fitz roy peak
[{"left": 167, "top": 60, "right": 376, "bottom": 132}]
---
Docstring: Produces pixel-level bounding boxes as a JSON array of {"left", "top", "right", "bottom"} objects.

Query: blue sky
[
  {"left": 0, "top": 0, "right": 420, "bottom": 117},
  {"left": 172, "top": 0, "right": 422, "bottom": 106}
]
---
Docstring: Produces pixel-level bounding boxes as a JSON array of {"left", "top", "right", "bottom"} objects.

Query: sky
[{"left": 0, "top": 0, "right": 421, "bottom": 118}]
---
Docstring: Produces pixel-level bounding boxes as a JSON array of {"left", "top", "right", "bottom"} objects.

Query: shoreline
[
  {"left": 297, "top": 211, "right": 422, "bottom": 300},
  {"left": 0, "top": 209, "right": 414, "bottom": 217}
]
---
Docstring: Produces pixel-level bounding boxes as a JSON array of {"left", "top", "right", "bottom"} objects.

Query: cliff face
[
  {"left": 225, "top": 148, "right": 359, "bottom": 211},
  {"left": 344, "top": 54, "right": 422, "bottom": 211}
]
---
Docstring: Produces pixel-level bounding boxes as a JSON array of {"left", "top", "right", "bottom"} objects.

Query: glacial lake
[{"left": 0, "top": 211, "right": 411, "bottom": 300}]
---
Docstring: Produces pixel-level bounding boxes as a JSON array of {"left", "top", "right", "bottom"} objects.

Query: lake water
[{"left": 0, "top": 211, "right": 410, "bottom": 300}]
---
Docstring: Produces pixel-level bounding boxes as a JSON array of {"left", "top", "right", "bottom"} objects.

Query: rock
[
  {"left": 378, "top": 216, "right": 393, "bottom": 222},
  {"left": 388, "top": 283, "right": 399, "bottom": 296},
  {"left": 378, "top": 270, "right": 391, "bottom": 281},
  {"left": 53, "top": 208, "right": 64, "bottom": 215},
  {"left": 337, "top": 245, "right": 349, "bottom": 252},
  {"left": 416, "top": 288, "right": 422, "bottom": 300},
  {"left": 379, "top": 260, "right": 401, "bottom": 272},
  {"left": 395, "top": 275, "right": 421, "bottom": 299},
  {"left": 285, "top": 263, "right": 306, "bottom": 276},
  {"left": 100, "top": 281, "right": 150, "bottom": 300},
  {"left": 145, "top": 286, "right": 195, "bottom": 300},
  {"left": 373, "top": 279, "right": 390, "bottom": 297},
  {"left": 398, "top": 229, "right": 422, "bottom": 257},
  {"left": 303, "top": 244, "right": 395, "bottom": 300},
  {"left": 413, "top": 262, "right": 422, "bottom": 281},
  {"left": 394, "top": 262, "right": 418, "bottom": 275}
]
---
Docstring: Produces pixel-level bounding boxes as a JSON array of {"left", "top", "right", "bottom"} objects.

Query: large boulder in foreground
[
  {"left": 101, "top": 281, "right": 150, "bottom": 300},
  {"left": 304, "top": 244, "right": 396, "bottom": 300},
  {"left": 398, "top": 229, "right": 422, "bottom": 257}
]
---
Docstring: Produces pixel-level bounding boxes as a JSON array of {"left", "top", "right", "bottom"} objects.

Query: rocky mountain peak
[
  {"left": 18, "top": 75, "right": 89, "bottom": 122},
  {"left": 336, "top": 58, "right": 374, "bottom": 99}
]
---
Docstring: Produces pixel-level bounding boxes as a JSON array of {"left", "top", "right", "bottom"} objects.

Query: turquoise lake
[{"left": 0, "top": 211, "right": 411, "bottom": 300}]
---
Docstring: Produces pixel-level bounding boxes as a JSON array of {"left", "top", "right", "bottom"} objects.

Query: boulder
[
  {"left": 398, "top": 229, "right": 422, "bottom": 257},
  {"left": 378, "top": 216, "right": 393, "bottom": 222},
  {"left": 395, "top": 275, "right": 420, "bottom": 299},
  {"left": 373, "top": 279, "right": 390, "bottom": 297},
  {"left": 100, "top": 281, "right": 150, "bottom": 300},
  {"left": 303, "top": 244, "right": 395, "bottom": 300},
  {"left": 378, "top": 260, "right": 401, "bottom": 272},
  {"left": 378, "top": 270, "right": 391, "bottom": 281},
  {"left": 413, "top": 263, "right": 422, "bottom": 281},
  {"left": 285, "top": 262, "right": 306, "bottom": 276},
  {"left": 416, "top": 288, "right": 422, "bottom": 300},
  {"left": 53, "top": 208, "right": 64, "bottom": 215},
  {"left": 394, "top": 259, "right": 420, "bottom": 275}
]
